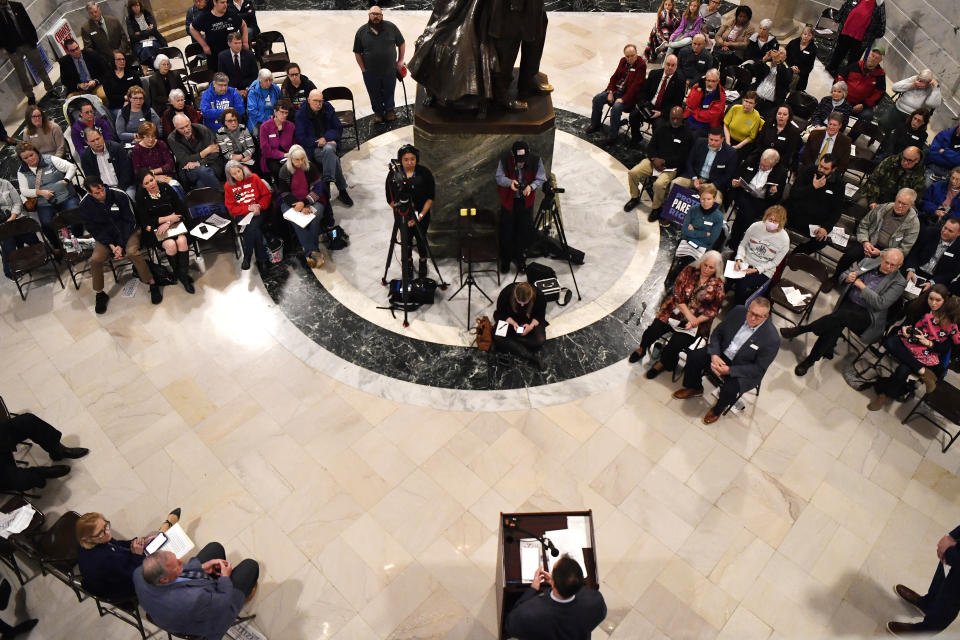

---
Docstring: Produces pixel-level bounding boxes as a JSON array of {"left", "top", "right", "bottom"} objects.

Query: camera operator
[
  {"left": 496, "top": 140, "right": 546, "bottom": 273},
  {"left": 385, "top": 144, "right": 435, "bottom": 280}
]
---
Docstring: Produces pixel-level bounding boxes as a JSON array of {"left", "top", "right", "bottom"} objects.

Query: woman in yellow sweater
[{"left": 723, "top": 91, "right": 764, "bottom": 158}]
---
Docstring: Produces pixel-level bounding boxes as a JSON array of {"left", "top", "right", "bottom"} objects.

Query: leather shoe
[
  {"left": 647, "top": 207, "right": 662, "bottom": 223},
  {"left": 645, "top": 362, "right": 666, "bottom": 379},
  {"left": 887, "top": 621, "right": 924, "bottom": 636},
  {"left": 50, "top": 446, "right": 89, "bottom": 461},
  {"left": 36, "top": 465, "right": 71, "bottom": 478},
  {"left": 780, "top": 325, "right": 801, "bottom": 339},
  {"left": 585, "top": 124, "right": 600, "bottom": 134},
  {"left": 4, "top": 618, "right": 38, "bottom": 638},
  {"left": 628, "top": 348, "right": 645, "bottom": 363},
  {"left": 623, "top": 198, "right": 639, "bottom": 212},
  {"left": 672, "top": 387, "right": 703, "bottom": 400},
  {"left": 821, "top": 278, "right": 835, "bottom": 293},
  {"left": 894, "top": 584, "right": 926, "bottom": 614},
  {"left": 703, "top": 407, "right": 721, "bottom": 425},
  {"left": 794, "top": 358, "right": 814, "bottom": 377}
]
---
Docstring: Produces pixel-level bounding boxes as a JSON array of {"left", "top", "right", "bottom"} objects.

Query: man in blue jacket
[
  {"left": 673, "top": 297, "right": 780, "bottom": 424},
  {"left": 889, "top": 525, "right": 960, "bottom": 635},
  {"left": 134, "top": 543, "right": 258, "bottom": 640},
  {"left": 295, "top": 88, "right": 353, "bottom": 206},
  {"left": 926, "top": 124, "right": 960, "bottom": 184},
  {"left": 78, "top": 177, "right": 160, "bottom": 313},
  {"left": 670, "top": 127, "right": 739, "bottom": 206},
  {"left": 199, "top": 73, "right": 245, "bottom": 130}
]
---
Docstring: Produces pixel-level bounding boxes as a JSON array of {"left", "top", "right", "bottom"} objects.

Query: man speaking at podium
[{"left": 504, "top": 556, "right": 607, "bottom": 639}]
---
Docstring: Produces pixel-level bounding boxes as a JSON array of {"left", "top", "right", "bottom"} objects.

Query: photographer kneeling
[
  {"left": 496, "top": 141, "right": 546, "bottom": 273},
  {"left": 386, "top": 144, "right": 435, "bottom": 280},
  {"left": 493, "top": 282, "right": 548, "bottom": 367}
]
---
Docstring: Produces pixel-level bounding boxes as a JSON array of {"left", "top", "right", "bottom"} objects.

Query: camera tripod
[
  {"left": 380, "top": 209, "right": 447, "bottom": 327},
  {"left": 531, "top": 179, "right": 581, "bottom": 301}
]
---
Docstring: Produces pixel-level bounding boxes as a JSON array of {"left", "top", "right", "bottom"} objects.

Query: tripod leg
[
  {"left": 382, "top": 218, "right": 400, "bottom": 285},
  {"left": 550, "top": 207, "right": 582, "bottom": 301}
]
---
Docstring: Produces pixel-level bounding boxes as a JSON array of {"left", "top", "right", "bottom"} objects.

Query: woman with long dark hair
[
  {"left": 643, "top": 0, "right": 680, "bottom": 62},
  {"left": 126, "top": 0, "right": 167, "bottom": 66},
  {"left": 22, "top": 105, "right": 67, "bottom": 158},
  {"left": 135, "top": 169, "right": 195, "bottom": 293},
  {"left": 102, "top": 49, "right": 141, "bottom": 118}
]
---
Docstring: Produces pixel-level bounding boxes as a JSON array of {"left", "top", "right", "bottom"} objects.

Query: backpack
[{"left": 474, "top": 316, "right": 493, "bottom": 351}]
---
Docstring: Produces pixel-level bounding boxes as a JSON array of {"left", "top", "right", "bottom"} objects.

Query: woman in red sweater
[{"left": 224, "top": 160, "right": 272, "bottom": 271}]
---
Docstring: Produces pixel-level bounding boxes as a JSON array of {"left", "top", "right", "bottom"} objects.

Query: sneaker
[
  {"left": 150, "top": 283, "right": 163, "bottom": 304},
  {"left": 95, "top": 291, "right": 109, "bottom": 314},
  {"left": 338, "top": 190, "right": 354, "bottom": 207}
]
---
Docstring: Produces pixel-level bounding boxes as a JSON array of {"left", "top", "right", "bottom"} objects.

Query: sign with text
[
  {"left": 47, "top": 19, "right": 78, "bottom": 57},
  {"left": 661, "top": 184, "right": 700, "bottom": 225}
]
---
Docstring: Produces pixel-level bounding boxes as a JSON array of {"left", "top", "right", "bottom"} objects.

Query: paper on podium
[
  {"left": 565, "top": 516, "right": 591, "bottom": 548},
  {"left": 155, "top": 523, "right": 195, "bottom": 559},
  {"left": 544, "top": 529, "right": 588, "bottom": 575},
  {"left": 282, "top": 208, "right": 316, "bottom": 229},
  {"left": 0, "top": 505, "right": 35, "bottom": 539},
  {"left": 519, "top": 539, "right": 542, "bottom": 583},
  {"left": 724, "top": 260, "right": 748, "bottom": 279}
]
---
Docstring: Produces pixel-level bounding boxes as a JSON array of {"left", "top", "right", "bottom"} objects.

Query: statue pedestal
[{"left": 413, "top": 86, "right": 556, "bottom": 257}]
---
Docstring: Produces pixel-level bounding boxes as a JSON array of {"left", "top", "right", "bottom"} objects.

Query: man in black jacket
[
  {"left": 728, "top": 148, "right": 787, "bottom": 250},
  {"left": 217, "top": 32, "right": 257, "bottom": 97},
  {"left": 80, "top": 128, "right": 135, "bottom": 198},
  {"left": 0, "top": 0, "right": 54, "bottom": 101},
  {"left": 904, "top": 218, "right": 960, "bottom": 292},
  {"left": 678, "top": 34, "right": 711, "bottom": 85},
  {"left": 889, "top": 525, "right": 960, "bottom": 635},
  {"left": 785, "top": 154, "right": 845, "bottom": 255},
  {"left": 503, "top": 557, "right": 606, "bottom": 640},
  {"left": 58, "top": 37, "right": 108, "bottom": 99},
  {"left": 78, "top": 177, "right": 160, "bottom": 313},
  {"left": 744, "top": 47, "right": 792, "bottom": 119},
  {"left": 629, "top": 53, "right": 685, "bottom": 141},
  {"left": 624, "top": 106, "right": 692, "bottom": 219}
]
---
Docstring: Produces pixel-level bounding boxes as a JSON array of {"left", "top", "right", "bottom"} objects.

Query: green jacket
[
  {"left": 855, "top": 202, "right": 920, "bottom": 256},
  {"left": 858, "top": 153, "right": 926, "bottom": 206}
]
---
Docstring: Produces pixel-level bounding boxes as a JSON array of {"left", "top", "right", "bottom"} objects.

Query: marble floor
[{"left": 1, "top": 8, "right": 959, "bottom": 640}]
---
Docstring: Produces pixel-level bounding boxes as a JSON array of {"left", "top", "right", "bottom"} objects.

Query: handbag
[
  {"left": 23, "top": 166, "right": 44, "bottom": 212},
  {"left": 474, "top": 315, "right": 493, "bottom": 351}
]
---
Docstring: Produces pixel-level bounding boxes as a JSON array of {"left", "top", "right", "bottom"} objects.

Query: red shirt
[
  {"left": 224, "top": 174, "right": 272, "bottom": 217},
  {"left": 842, "top": 0, "right": 875, "bottom": 40}
]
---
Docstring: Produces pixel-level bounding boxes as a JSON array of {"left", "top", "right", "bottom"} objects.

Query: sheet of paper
[
  {"left": 204, "top": 213, "right": 231, "bottom": 229},
  {"left": 565, "top": 516, "right": 591, "bottom": 549},
  {"left": 120, "top": 279, "right": 139, "bottom": 298},
  {"left": 815, "top": 27, "right": 833, "bottom": 35},
  {"left": 781, "top": 285, "right": 811, "bottom": 307},
  {"left": 156, "top": 221, "right": 187, "bottom": 241},
  {"left": 844, "top": 182, "right": 859, "bottom": 198},
  {"left": 0, "top": 505, "right": 35, "bottom": 539},
  {"left": 495, "top": 320, "right": 509, "bottom": 337},
  {"left": 725, "top": 90, "right": 740, "bottom": 103},
  {"left": 829, "top": 227, "right": 849, "bottom": 247},
  {"left": 667, "top": 317, "right": 698, "bottom": 336},
  {"left": 190, "top": 222, "right": 219, "bottom": 240},
  {"left": 544, "top": 529, "right": 588, "bottom": 576},
  {"left": 519, "top": 538, "right": 542, "bottom": 583},
  {"left": 237, "top": 212, "right": 254, "bottom": 228},
  {"left": 808, "top": 224, "right": 820, "bottom": 237},
  {"left": 155, "top": 523, "right": 195, "bottom": 559},
  {"left": 724, "top": 260, "right": 748, "bottom": 279},
  {"left": 282, "top": 208, "right": 316, "bottom": 229},
  {"left": 905, "top": 279, "right": 924, "bottom": 296}
]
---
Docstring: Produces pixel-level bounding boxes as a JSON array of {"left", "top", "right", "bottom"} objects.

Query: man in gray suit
[
  {"left": 782, "top": 248, "right": 906, "bottom": 376},
  {"left": 133, "top": 542, "right": 258, "bottom": 640},
  {"left": 673, "top": 297, "right": 781, "bottom": 424},
  {"left": 80, "top": 1, "right": 130, "bottom": 67}
]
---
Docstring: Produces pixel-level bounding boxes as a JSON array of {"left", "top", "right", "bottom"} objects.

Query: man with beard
[{"left": 353, "top": 6, "right": 405, "bottom": 123}]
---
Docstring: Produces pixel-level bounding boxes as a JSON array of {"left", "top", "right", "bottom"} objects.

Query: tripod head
[{"left": 387, "top": 159, "right": 415, "bottom": 217}]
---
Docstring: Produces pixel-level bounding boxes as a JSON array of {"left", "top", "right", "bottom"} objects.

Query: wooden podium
[{"left": 496, "top": 510, "right": 598, "bottom": 639}]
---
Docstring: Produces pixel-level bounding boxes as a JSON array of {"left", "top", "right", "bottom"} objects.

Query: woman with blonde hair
[
  {"left": 492, "top": 281, "right": 548, "bottom": 366},
  {"left": 278, "top": 144, "right": 330, "bottom": 268},
  {"left": 728, "top": 204, "right": 789, "bottom": 305}
]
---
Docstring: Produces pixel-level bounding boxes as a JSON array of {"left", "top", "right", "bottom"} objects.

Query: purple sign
[{"left": 661, "top": 185, "right": 700, "bottom": 225}]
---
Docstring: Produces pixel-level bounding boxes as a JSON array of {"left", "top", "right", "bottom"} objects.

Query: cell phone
[{"left": 145, "top": 532, "right": 167, "bottom": 555}]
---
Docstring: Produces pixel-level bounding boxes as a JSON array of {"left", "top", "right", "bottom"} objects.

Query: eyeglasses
[
  {"left": 288, "top": 72, "right": 300, "bottom": 77},
  {"left": 93, "top": 521, "right": 111, "bottom": 538},
  {"left": 746, "top": 310, "right": 769, "bottom": 320}
]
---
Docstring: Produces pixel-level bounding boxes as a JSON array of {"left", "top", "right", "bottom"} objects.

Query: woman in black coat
[
  {"left": 125, "top": 0, "right": 167, "bottom": 66},
  {"left": 134, "top": 169, "right": 195, "bottom": 293},
  {"left": 492, "top": 282, "right": 548, "bottom": 366},
  {"left": 785, "top": 26, "right": 817, "bottom": 92}
]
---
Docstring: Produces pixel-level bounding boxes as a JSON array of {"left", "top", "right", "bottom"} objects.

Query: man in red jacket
[
  {"left": 586, "top": 44, "right": 646, "bottom": 145},
  {"left": 684, "top": 68, "right": 726, "bottom": 136},
  {"left": 837, "top": 48, "right": 886, "bottom": 122}
]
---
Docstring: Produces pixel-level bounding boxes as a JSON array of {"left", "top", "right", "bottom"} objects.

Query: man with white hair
[
  {"left": 167, "top": 114, "right": 223, "bottom": 189},
  {"left": 294, "top": 89, "right": 352, "bottom": 206},
  {"left": 677, "top": 34, "right": 711, "bottom": 85},
  {"left": 79, "top": 127, "right": 135, "bottom": 199},
  {"left": 728, "top": 147, "right": 787, "bottom": 250},
  {"left": 80, "top": 0, "right": 130, "bottom": 66},
  {"left": 881, "top": 69, "right": 942, "bottom": 130},
  {"left": 246, "top": 68, "right": 280, "bottom": 136}
]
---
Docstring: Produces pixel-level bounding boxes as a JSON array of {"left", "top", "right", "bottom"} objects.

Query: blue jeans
[
  {"left": 591, "top": 92, "right": 626, "bottom": 138},
  {"left": 280, "top": 201, "right": 323, "bottom": 255},
  {"left": 311, "top": 143, "right": 347, "bottom": 191},
  {"left": 37, "top": 196, "right": 82, "bottom": 246},
  {"left": 362, "top": 70, "right": 397, "bottom": 115},
  {"left": 185, "top": 165, "right": 223, "bottom": 190},
  {"left": 240, "top": 213, "right": 267, "bottom": 261}
]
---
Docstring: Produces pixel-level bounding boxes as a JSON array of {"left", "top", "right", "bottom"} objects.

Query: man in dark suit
[
  {"left": 728, "top": 148, "right": 788, "bottom": 250},
  {"left": 629, "top": 53, "right": 685, "bottom": 142},
  {"left": 673, "top": 298, "right": 780, "bottom": 424},
  {"left": 905, "top": 218, "right": 960, "bottom": 291},
  {"left": 79, "top": 128, "right": 135, "bottom": 199},
  {"left": 800, "top": 112, "right": 851, "bottom": 173},
  {"left": 80, "top": 1, "right": 130, "bottom": 66},
  {"left": 59, "top": 37, "right": 108, "bottom": 100},
  {"left": 785, "top": 154, "right": 846, "bottom": 255},
  {"left": 134, "top": 544, "right": 258, "bottom": 640},
  {"left": 217, "top": 32, "right": 257, "bottom": 97},
  {"left": 670, "top": 127, "right": 738, "bottom": 204},
  {"left": 0, "top": 412, "right": 88, "bottom": 492},
  {"left": 503, "top": 556, "right": 607, "bottom": 640},
  {"left": 0, "top": 0, "right": 55, "bottom": 101},
  {"left": 890, "top": 525, "right": 960, "bottom": 635}
]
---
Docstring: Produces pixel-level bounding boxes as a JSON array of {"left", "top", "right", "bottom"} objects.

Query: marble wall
[{"left": 800, "top": 0, "right": 960, "bottom": 132}]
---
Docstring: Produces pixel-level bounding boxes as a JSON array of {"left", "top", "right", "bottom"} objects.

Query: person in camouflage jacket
[{"left": 857, "top": 147, "right": 926, "bottom": 208}]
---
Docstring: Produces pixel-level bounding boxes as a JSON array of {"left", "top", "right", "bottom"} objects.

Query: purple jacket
[
  {"left": 258, "top": 117, "right": 295, "bottom": 172},
  {"left": 671, "top": 14, "right": 704, "bottom": 41},
  {"left": 70, "top": 116, "right": 118, "bottom": 155}
]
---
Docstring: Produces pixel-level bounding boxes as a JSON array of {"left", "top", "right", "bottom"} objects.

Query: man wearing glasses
[
  {"left": 672, "top": 297, "right": 780, "bottom": 424},
  {"left": 58, "top": 37, "right": 108, "bottom": 100},
  {"left": 855, "top": 146, "right": 927, "bottom": 212},
  {"left": 353, "top": 5, "right": 405, "bottom": 123}
]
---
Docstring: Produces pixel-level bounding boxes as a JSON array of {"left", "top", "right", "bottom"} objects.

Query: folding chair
[
  {"left": 814, "top": 8, "right": 840, "bottom": 41},
  {"left": 322, "top": 86, "right": 360, "bottom": 152},
  {"left": 33, "top": 511, "right": 86, "bottom": 602},
  {"left": 256, "top": 31, "right": 290, "bottom": 74},
  {"left": 0, "top": 217, "right": 64, "bottom": 300},
  {"left": 0, "top": 496, "right": 45, "bottom": 585},
  {"left": 769, "top": 253, "right": 831, "bottom": 326},
  {"left": 90, "top": 591, "right": 161, "bottom": 640},
  {"left": 185, "top": 188, "right": 241, "bottom": 260}
]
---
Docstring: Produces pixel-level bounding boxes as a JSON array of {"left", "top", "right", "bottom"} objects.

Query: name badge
[
  {"left": 138, "top": 117, "right": 145, "bottom": 122},
  {"left": 825, "top": 189, "right": 834, "bottom": 195},
  {"left": 265, "top": 96, "right": 272, "bottom": 105},
  {"left": 110, "top": 204, "right": 119, "bottom": 211},
  {"left": 716, "top": 164, "right": 726, "bottom": 169},
  {"left": 89, "top": 31, "right": 98, "bottom": 35},
  {"left": 777, "top": 136, "right": 786, "bottom": 141},
  {"left": 749, "top": 343, "right": 759, "bottom": 350},
  {"left": 30, "top": 134, "right": 38, "bottom": 138},
  {"left": 268, "top": 133, "right": 277, "bottom": 138},
  {"left": 703, "top": 220, "right": 714, "bottom": 226},
  {"left": 673, "top": 138, "right": 682, "bottom": 144},
  {"left": 894, "top": 236, "right": 903, "bottom": 242},
  {"left": 945, "top": 252, "right": 955, "bottom": 257}
]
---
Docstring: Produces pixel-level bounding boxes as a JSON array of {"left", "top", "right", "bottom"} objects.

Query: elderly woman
[
  {"left": 102, "top": 49, "right": 141, "bottom": 117},
  {"left": 216, "top": 108, "right": 255, "bottom": 166},
  {"left": 161, "top": 88, "right": 202, "bottom": 139},
  {"left": 728, "top": 204, "right": 789, "bottom": 305},
  {"left": 869, "top": 284, "right": 959, "bottom": 410},
  {"left": 643, "top": 0, "right": 680, "bottom": 62},
  {"left": 21, "top": 105, "right": 67, "bottom": 158},
  {"left": 16, "top": 141, "right": 80, "bottom": 247},
  {"left": 278, "top": 145, "right": 330, "bottom": 269},
  {"left": 630, "top": 251, "right": 725, "bottom": 379},
  {"left": 744, "top": 18, "right": 778, "bottom": 62},
  {"left": 493, "top": 281, "right": 548, "bottom": 366},
  {"left": 785, "top": 25, "right": 817, "bottom": 92},
  {"left": 115, "top": 85, "right": 162, "bottom": 144},
  {"left": 125, "top": 0, "right": 167, "bottom": 66},
  {"left": 135, "top": 169, "right": 194, "bottom": 293},
  {"left": 919, "top": 167, "right": 960, "bottom": 226},
  {"left": 259, "top": 99, "right": 295, "bottom": 181},
  {"left": 881, "top": 69, "right": 942, "bottom": 131},
  {"left": 76, "top": 509, "right": 180, "bottom": 602},
  {"left": 224, "top": 160, "right": 271, "bottom": 271},
  {"left": 246, "top": 68, "right": 281, "bottom": 135},
  {"left": 809, "top": 81, "right": 853, "bottom": 130},
  {"left": 148, "top": 55, "right": 187, "bottom": 117}
]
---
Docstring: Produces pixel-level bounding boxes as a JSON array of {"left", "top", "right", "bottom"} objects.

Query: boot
[
  {"left": 418, "top": 259, "right": 428, "bottom": 279},
  {"left": 175, "top": 251, "right": 195, "bottom": 294},
  {"left": 867, "top": 393, "right": 889, "bottom": 411}
]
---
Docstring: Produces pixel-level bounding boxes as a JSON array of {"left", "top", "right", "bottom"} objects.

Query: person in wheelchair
[
  {"left": 867, "top": 284, "right": 960, "bottom": 411},
  {"left": 630, "top": 250, "right": 725, "bottom": 382},
  {"left": 134, "top": 169, "right": 195, "bottom": 294},
  {"left": 493, "top": 282, "right": 547, "bottom": 368},
  {"left": 385, "top": 144, "right": 434, "bottom": 280}
]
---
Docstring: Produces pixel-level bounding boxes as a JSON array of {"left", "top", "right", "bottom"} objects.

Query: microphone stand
[{"left": 504, "top": 517, "right": 558, "bottom": 585}]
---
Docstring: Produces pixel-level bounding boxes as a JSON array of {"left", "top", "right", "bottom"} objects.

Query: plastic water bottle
[
  {"left": 71, "top": 235, "right": 79, "bottom": 253},
  {"left": 194, "top": 251, "right": 206, "bottom": 273}
]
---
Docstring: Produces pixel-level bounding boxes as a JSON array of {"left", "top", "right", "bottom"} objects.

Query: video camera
[{"left": 388, "top": 144, "right": 419, "bottom": 217}]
